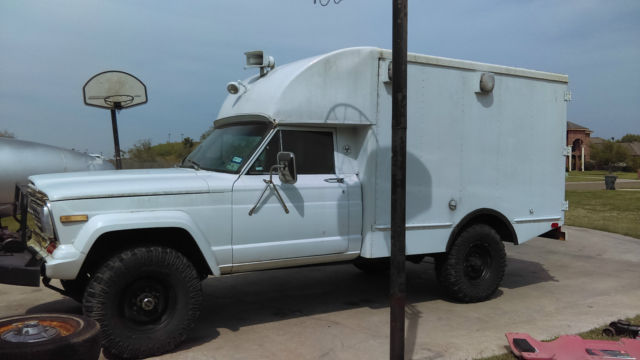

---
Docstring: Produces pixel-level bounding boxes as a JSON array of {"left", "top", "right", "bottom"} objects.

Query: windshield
[{"left": 182, "top": 122, "right": 272, "bottom": 173}]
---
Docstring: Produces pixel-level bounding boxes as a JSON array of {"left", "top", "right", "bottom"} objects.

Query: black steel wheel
[
  {"left": 436, "top": 224, "right": 506, "bottom": 303},
  {"left": 83, "top": 247, "right": 202, "bottom": 359},
  {"left": 0, "top": 313, "right": 101, "bottom": 360},
  {"left": 602, "top": 327, "right": 616, "bottom": 337}
]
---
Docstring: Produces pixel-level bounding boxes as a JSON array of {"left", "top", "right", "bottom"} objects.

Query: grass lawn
[
  {"left": 566, "top": 170, "right": 639, "bottom": 182},
  {"left": 565, "top": 190, "right": 640, "bottom": 239}
]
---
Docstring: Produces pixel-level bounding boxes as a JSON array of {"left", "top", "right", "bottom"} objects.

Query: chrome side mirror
[{"left": 277, "top": 152, "right": 297, "bottom": 184}]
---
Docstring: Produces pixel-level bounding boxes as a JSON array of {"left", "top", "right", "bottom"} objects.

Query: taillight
[
  {"left": 46, "top": 242, "right": 58, "bottom": 254},
  {"left": 551, "top": 223, "right": 559, "bottom": 229}
]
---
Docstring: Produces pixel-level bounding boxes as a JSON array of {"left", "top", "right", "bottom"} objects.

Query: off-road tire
[
  {"left": 436, "top": 224, "right": 506, "bottom": 303},
  {"left": 83, "top": 247, "right": 202, "bottom": 359},
  {"left": 0, "top": 313, "right": 101, "bottom": 360}
]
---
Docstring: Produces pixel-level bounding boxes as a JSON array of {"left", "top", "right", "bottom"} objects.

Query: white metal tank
[{"left": 0, "top": 138, "right": 114, "bottom": 217}]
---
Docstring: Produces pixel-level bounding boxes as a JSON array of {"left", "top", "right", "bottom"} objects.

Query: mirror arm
[{"left": 248, "top": 164, "right": 290, "bottom": 216}]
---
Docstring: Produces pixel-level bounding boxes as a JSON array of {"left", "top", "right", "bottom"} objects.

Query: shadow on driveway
[{"left": 24, "top": 255, "right": 556, "bottom": 356}]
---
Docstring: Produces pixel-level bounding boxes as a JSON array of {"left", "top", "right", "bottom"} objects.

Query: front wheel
[
  {"left": 83, "top": 246, "right": 203, "bottom": 359},
  {"left": 436, "top": 224, "right": 506, "bottom": 303}
]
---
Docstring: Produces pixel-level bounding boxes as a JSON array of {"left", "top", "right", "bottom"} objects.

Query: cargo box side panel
[
  {"left": 490, "top": 77, "right": 568, "bottom": 243},
  {"left": 364, "top": 59, "right": 567, "bottom": 257},
  {"left": 368, "top": 61, "right": 466, "bottom": 257},
  {"left": 450, "top": 70, "right": 567, "bottom": 246}
]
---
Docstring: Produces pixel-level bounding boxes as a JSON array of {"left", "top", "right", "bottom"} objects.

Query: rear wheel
[
  {"left": 436, "top": 224, "right": 506, "bottom": 303},
  {"left": 83, "top": 246, "right": 202, "bottom": 359}
]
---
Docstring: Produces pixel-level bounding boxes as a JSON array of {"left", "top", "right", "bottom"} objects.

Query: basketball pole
[{"left": 110, "top": 106, "right": 123, "bottom": 170}]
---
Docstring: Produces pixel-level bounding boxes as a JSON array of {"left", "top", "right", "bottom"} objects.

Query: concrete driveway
[{"left": 1, "top": 226, "right": 639, "bottom": 360}]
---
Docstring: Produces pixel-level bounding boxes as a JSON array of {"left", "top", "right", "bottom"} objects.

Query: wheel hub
[
  {"left": 124, "top": 279, "right": 169, "bottom": 324},
  {"left": 0, "top": 321, "right": 60, "bottom": 343},
  {"left": 139, "top": 294, "right": 158, "bottom": 311},
  {"left": 464, "top": 244, "right": 491, "bottom": 281}
]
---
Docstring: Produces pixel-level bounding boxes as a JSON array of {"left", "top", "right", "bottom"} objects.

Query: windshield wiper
[{"left": 182, "top": 158, "right": 201, "bottom": 170}]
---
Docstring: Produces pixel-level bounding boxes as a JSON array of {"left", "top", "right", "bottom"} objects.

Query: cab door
[{"left": 231, "top": 128, "right": 351, "bottom": 264}]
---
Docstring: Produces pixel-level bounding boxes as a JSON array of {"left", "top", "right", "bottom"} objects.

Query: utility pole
[{"left": 390, "top": 0, "right": 408, "bottom": 359}]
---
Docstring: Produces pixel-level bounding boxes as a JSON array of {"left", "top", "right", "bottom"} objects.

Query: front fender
[{"left": 66, "top": 211, "right": 220, "bottom": 277}]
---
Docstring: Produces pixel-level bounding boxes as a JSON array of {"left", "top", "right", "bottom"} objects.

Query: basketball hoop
[
  {"left": 83, "top": 71, "right": 148, "bottom": 169},
  {"left": 83, "top": 71, "right": 147, "bottom": 109},
  {"left": 102, "top": 95, "right": 135, "bottom": 108}
]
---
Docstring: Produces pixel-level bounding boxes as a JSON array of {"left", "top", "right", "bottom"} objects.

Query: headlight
[{"left": 38, "top": 204, "right": 55, "bottom": 239}]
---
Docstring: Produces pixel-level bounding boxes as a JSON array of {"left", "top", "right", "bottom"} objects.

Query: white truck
[{"left": 1, "top": 47, "right": 568, "bottom": 359}]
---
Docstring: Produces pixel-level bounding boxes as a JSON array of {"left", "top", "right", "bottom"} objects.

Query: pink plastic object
[{"left": 506, "top": 332, "right": 640, "bottom": 360}]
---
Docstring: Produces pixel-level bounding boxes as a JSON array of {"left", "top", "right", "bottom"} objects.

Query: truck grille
[
  {"left": 26, "top": 188, "right": 52, "bottom": 248},
  {"left": 28, "top": 194, "right": 44, "bottom": 229}
]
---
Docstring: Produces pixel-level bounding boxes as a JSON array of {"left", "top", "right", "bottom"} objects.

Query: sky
[{"left": 1, "top": 0, "right": 639, "bottom": 157}]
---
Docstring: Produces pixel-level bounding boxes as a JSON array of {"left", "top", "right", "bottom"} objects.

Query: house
[
  {"left": 566, "top": 121, "right": 593, "bottom": 171},
  {"left": 622, "top": 142, "right": 640, "bottom": 158}
]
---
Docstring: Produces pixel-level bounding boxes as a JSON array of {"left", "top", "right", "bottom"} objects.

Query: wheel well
[
  {"left": 78, "top": 228, "right": 212, "bottom": 280},
  {"left": 446, "top": 209, "right": 517, "bottom": 252}
]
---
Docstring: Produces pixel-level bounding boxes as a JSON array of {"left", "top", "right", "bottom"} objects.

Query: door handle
[{"left": 323, "top": 177, "right": 344, "bottom": 183}]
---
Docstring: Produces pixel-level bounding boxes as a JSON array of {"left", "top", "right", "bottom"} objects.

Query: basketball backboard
[{"left": 83, "top": 71, "right": 147, "bottom": 109}]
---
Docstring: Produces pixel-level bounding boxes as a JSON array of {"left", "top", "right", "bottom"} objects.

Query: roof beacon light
[
  {"left": 477, "top": 72, "right": 495, "bottom": 94},
  {"left": 245, "top": 50, "right": 275, "bottom": 77}
]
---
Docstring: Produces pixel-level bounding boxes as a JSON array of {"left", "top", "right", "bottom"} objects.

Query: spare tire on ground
[{"left": 0, "top": 313, "right": 101, "bottom": 360}]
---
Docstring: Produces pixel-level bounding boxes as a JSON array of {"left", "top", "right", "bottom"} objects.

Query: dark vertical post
[
  {"left": 110, "top": 108, "right": 122, "bottom": 170},
  {"left": 390, "top": 0, "right": 408, "bottom": 359}
]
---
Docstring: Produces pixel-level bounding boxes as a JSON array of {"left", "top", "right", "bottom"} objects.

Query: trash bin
[{"left": 604, "top": 175, "right": 617, "bottom": 190}]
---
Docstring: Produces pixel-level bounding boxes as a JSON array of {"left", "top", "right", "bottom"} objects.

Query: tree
[
  {"left": 0, "top": 129, "right": 15, "bottom": 138},
  {"left": 127, "top": 139, "right": 154, "bottom": 162},
  {"left": 590, "top": 139, "right": 630, "bottom": 173},
  {"left": 620, "top": 134, "right": 640, "bottom": 143},
  {"left": 182, "top": 137, "right": 194, "bottom": 149}
]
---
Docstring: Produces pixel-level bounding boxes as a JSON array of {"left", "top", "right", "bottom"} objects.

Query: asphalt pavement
[{"left": 1, "top": 226, "right": 639, "bottom": 360}]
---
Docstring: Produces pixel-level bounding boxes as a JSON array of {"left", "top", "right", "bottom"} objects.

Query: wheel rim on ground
[{"left": 0, "top": 319, "right": 79, "bottom": 343}]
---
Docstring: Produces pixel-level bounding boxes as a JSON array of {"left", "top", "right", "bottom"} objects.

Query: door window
[{"left": 247, "top": 129, "right": 335, "bottom": 175}]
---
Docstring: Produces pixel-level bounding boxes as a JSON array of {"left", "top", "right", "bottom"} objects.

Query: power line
[{"left": 314, "top": 0, "right": 343, "bottom": 6}]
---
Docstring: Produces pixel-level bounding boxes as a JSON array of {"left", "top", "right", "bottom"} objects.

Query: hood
[{"left": 29, "top": 168, "right": 235, "bottom": 201}]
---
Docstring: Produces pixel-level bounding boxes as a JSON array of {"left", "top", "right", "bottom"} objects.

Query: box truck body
[{"left": 217, "top": 47, "right": 568, "bottom": 261}]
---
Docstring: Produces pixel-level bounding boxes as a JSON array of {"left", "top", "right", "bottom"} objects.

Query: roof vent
[{"left": 245, "top": 50, "right": 275, "bottom": 77}]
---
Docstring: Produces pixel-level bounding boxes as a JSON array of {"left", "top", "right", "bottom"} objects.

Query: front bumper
[{"left": 0, "top": 249, "right": 42, "bottom": 287}]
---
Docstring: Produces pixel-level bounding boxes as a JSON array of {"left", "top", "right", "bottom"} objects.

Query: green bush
[{"left": 590, "top": 140, "right": 630, "bottom": 173}]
